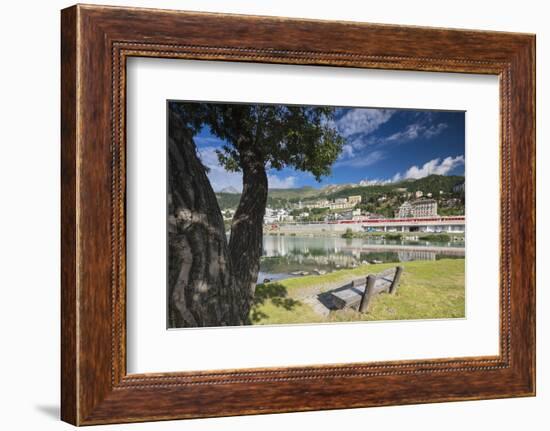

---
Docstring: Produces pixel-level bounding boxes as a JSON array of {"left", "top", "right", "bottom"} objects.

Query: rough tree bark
[
  {"left": 167, "top": 110, "right": 246, "bottom": 328},
  {"left": 228, "top": 158, "right": 268, "bottom": 320},
  {"left": 168, "top": 109, "right": 269, "bottom": 327},
  {"left": 168, "top": 104, "right": 341, "bottom": 327}
]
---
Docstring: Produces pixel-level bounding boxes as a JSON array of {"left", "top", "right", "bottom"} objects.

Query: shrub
[
  {"left": 422, "top": 233, "right": 451, "bottom": 242},
  {"left": 384, "top": 233, "right": 402, "bottom": 240},
  {"left": 341, "top": 228, "right": 354, "bottom": 239}
]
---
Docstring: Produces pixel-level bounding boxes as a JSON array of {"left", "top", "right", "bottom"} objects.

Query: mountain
[
  {"left": 215, "top": 174, "right": 465, "bottom": 210},
  {"left": 318, "top": 175, "right": 463, "bottom": 201},
  {"left": 216, "top": 186, "right": 319, "bottom": 210},
  {"left": 396, "top": 174, "right": 464, "bottom": 195},
  {"left": 266, "top": 186, "right": 318, "bottom": 200},
  {"left": 219, "top": 186, "right": 240, "bottom": 194}
]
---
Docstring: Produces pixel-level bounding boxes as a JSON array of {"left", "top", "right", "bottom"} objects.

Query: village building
[
  {"left": 340, "top": 208, "right": 362, "bottom": 220},
  {"left": 299, "top": 195, "right": 362, "bottom": 212},
  {"left": 397, "top": 199, "right": 438, "bottom": 218},
  {"left": 347, "top": 195, "right": 362, "bottom": 205},
  {"left": 329, "top": 201, "right": 352, "bottom": 210},
  {"left": 308, "top": 199, "right": 330, "bottom": 209},
  {"left": 263, "top": 208, "right": 291, "bottom": 224}
]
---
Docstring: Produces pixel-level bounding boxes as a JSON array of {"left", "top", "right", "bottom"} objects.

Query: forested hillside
[{"left": 216, "top": 174, "right": 465, "bottom": 211}]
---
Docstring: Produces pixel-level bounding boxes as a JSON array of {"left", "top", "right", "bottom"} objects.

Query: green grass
[{"left": 249, "top": 259, "right": 465, "bottom": 325}]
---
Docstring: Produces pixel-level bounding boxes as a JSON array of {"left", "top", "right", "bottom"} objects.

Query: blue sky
[{"left": 192, "top": 106, "right": 465, "bottom": 191}]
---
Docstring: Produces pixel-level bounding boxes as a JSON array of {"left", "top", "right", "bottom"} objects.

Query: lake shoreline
[
  {"left": 259, "top": 233, "right": 464, "bottom": 283},
  {"left": 265, "top": 230, "right": 465, "bottom": 242}
]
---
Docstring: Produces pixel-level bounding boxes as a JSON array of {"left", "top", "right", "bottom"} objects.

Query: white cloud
[
  {"left": 357, "top": 154, "right": 464, "bottom": 185},
  {"left": 359, "top": 178, "right": 394, "bottom": 186},
  {"left": 424, "top": 123, "right": 448, "bottom": 138},
  {"left": 391, "top": 172, "right": 403, "bottom": 182},
  {"left": 340, "top": 144, "right": 355, "bottom": 158},
  {"left": 197, "top": 146, "right": 220, "bottom": 167},
  {"left": 387, "top": 124, "right": 423, "bottom": 142},
  {"left": 336, "top": 137, "right": 378, "bottom": 163},
  {"left": 197, "top": 147, "right": 297, "bottom": 191},
  {"left": 335, "top": 150, "right": 386, "bottom": 168},
  {"left": 268, "top": 175, "right": 297, "bottom": 189},
  {"left": 386, "top": 122, "right": 447, "bottom": 142},
  {"left": 197, "top": 147, "right": 243, "bottom": 192},
  {"left": 336, "top": 108, "right": 395, "bottom": 137},
  {"left": 396, "top": 155, "right": 465, "bottom": 180}
]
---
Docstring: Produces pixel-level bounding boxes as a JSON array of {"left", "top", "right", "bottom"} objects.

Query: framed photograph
[{"left": 61, "top": 4, "right": 536, "bottom": 425}]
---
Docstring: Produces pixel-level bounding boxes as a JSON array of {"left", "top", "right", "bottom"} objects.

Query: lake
[{"left": 258, "top": 234, "right": 465, "bottom": 283}]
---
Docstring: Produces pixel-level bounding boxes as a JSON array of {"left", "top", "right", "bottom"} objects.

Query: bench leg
[
  {"left": 359, "top": 275, "right": 376, "bottom": 313},
  {"left": 389, "top": 266, "right": 403, "bottom": 294}
]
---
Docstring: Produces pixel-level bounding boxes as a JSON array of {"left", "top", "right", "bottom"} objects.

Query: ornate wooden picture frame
[{"left": 61, "top": 4, "right": 535, "bottom": 425}]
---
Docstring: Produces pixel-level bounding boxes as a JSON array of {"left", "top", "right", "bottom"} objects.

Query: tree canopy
[
  {"left": 169, "top": 102, "right": 345, "bottom": 180},
  {"left": 168, "top": 101, "right": 345, "bottom": 327}
]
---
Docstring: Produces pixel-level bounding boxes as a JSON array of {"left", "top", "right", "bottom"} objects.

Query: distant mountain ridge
[
  {"left": 215, "top": 174, "right": 464, "bottom": 210},
  {"left": 219, "top": 186, "right": 240, "bottom": 194}
]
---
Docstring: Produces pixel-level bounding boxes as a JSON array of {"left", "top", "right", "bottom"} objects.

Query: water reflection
[{"left": 258, "top": 235, "right": 464, "bottom": 283}]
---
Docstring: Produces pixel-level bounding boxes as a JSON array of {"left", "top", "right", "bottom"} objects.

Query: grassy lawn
[{"left": 250, "top": 258, "right": 465, "bottom": 325}]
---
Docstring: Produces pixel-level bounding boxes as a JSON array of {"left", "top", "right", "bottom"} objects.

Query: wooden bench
[{"left": 326, "top": 266, "right": 403, "bottom": 313}]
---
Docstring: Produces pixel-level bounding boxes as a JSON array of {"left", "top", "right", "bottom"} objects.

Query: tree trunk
[
  {"left": 228, "top": 160, "right": 268, "bottom": 321},
  {"left": 167, "top": 109, "right": 244, "bottom": 328}
]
